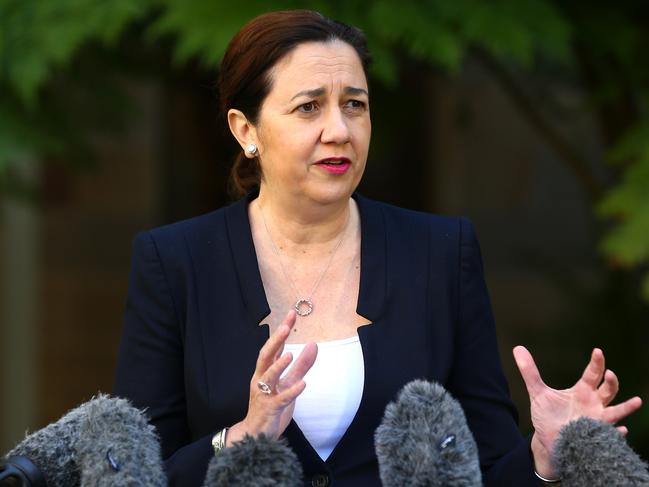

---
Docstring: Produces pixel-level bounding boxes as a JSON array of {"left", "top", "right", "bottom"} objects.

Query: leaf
[
  {"left": 367, "top": 0, "right": 463, "bottom": 71},
  {"left": 0, "top": 0, "right": 153, "bottom": 103},
  {"left": 599, "top": 204, "right": 649, "bottom": 266},
  {"left": 608, "top": 122, "right": 649, "bottom": 166},
  {"left": 149, "top": 0, "right": 295, "bottom": 67},
  {"left": 0, "top": 95, "right": 63, "bottom": 170},
  {"left": 366, "top": 40, "right": 399, "bottom": 87},
  {"left": 598, "top": 157, "right": 649, "bottom": 219},
  {"left": 598, "top": 118, "right": 649, "bottom": 302},
  {"left": 643, "top": 274, "right": 649, "bottom": 303},
  {"left": 456, "top": 0, "right": 572, "bottom": 66}
]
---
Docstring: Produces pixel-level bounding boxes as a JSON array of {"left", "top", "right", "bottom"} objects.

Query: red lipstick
[{"left": 314, "top": 157, "right": 351, "bottom": 175}]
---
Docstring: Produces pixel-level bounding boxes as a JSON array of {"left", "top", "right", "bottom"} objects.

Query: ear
[{"left": 227, "top": 109, "right": 259, "bottom": 158}]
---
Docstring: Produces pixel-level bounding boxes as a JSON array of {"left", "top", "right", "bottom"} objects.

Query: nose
[{"left": 320, "top": 106, "right": 350, "bottom": 145}]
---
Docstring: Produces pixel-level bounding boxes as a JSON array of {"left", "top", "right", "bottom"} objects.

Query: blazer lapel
[
  {"left": 185, "top": 193, "right": 269, "bottom": 411},
  {"left": 326, "top": 194, "right": 391, "bottom": 470},
  {"left": 194, "top": 191, "right": 392, "bottom": 474},
  {"left": 281, "top": 194, "right": 390, "bottom": 476},
  {"left": 355, "top": 193, "right": 387, "bottom": 322},
  {"left": 224, "top": 191, "right": 271, "bottom": 326}
]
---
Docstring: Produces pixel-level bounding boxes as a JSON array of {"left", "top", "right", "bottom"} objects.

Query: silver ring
[{"left": 257, "top": 381, "right": 272, "bottom": 395}]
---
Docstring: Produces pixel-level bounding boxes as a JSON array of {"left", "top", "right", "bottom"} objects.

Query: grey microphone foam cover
[
  {"left": 202, "top": 434, "right": 303, "bottom": 487},
  {"left": 554, "top": 417, "right": 649, "bottom": 487},
  {"left": 75, "top": 394, "right": 166, "bottom": 487},
  {"left": 5, "top": 401, "right": 86, "bottom": 487},
  {"left": 375, "top": 380, "right": 482, "bottom": 487}
]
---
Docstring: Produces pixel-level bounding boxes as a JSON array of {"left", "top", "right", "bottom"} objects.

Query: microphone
[
  {"left": 553, "top": 416, "right": 649, "bottom": 487},
  {"left": 1, "top": 399, "right": 87, "bottom": 487},
  {"left": 202, "top": 433, "right": 303, "bottom": 487},
  {"left": 1, "top": 395, "right": 165, "bottom": 487},
  {"left": 374, "top": 380, "right": 482, "bottom": 487},
  {"left": 75, "top": 395, "right": 166, "bottom": 486}
]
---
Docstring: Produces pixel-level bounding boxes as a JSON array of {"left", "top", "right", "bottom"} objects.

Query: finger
[
  {"left": 513, "top": 345, "right": 546, "bottom": 398},
  {"left": 257, "top": 352, "right": 293, "bottom": 391},
  {"left": 602, "top": 396, "right": 643, "bottom": 424},
  {"left": 273, "top": 335, "right": 286, "bottom": 362},
  {"left": 281, "top": 342, "right": 318, "bottom": 387},
  {"left": 579, "top": 348, "right": 605, "bottom": 389},
  {"left": 273, "top": 310, "right": 298, "bottom": 361},
  {"left": 597, "top": 369, "right": 619, "bottom": 406},
  {"left": 256, "top": 310, "right": 297, "bottom": 372},
  {"left": 282, "top": 308, "right": 297, "bottom": 325},
  {"left": 617, "top": 426, "right": 628, "bottom": 436},
  {"left": 275, "top": 380, "right": 307, "bottom": 407}
]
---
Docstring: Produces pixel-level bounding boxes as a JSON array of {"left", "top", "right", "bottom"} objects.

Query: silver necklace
[{"left": 259, "top": 204, "right": 351, "bottom": 317}]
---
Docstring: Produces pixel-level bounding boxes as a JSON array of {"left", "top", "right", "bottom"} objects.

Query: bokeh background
[{"left": 1, "top": 0, "right": 648, "bottom": 462}]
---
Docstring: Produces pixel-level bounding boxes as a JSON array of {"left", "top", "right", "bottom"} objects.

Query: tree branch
[{"left": 474, "top": 50, "right": 604, "bottom": 201}]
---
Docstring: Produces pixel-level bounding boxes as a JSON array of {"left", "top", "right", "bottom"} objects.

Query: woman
[{"left": 114, "top": 10, "right": 642, "bottom": 486}]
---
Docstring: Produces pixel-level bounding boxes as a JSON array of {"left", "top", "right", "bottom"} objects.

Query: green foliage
[
  {"left": 598, "top": 118, "right": 649, "bottom": 300},
  {"left": 0, "top": 91, "right": 59, "bottom": 198},
  {"left": 574, "top": 6, "right": 647, "bottom": 85},
  {"left": 363, "top": 0, "right": 571, "bottom": 73},
  {"left": 366, "top": 1, "right": 463, "bottom": 72},
  {"left": 0, "top": 0, "right": 153, "bottom": 104},
  {"left": 150, "top": 0, "right": 571, "bottom": 84},
  {"left": 0, "top": 0, "right": 574, "bottom": 97},
  {"left": 149, "top": 0, "right": 283, "bottom": 66},
  {"left": 0, "top": 0, "right": 649, "bottom": 302},
  {"left": 0, "top": 93, "right": 63, "bottom": 163},
  {"left": 0, "top": 0, "right": 151, "bottom": 188}
]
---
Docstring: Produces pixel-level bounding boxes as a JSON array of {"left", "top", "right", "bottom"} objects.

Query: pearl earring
[{"left": 246, "top": 143, "right": 258, "bottom": 156}]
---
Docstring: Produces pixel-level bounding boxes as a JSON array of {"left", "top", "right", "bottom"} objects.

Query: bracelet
[
  {"left": 211, "top": 427, "right": 229, "bottom": 456},
  {"left": 534, "top": 468, "right": 561, "bottom": 484}
]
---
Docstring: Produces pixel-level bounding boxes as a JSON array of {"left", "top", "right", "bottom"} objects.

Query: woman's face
[{"left": 254, "top": 40, "right": 371, "bottom": 206}]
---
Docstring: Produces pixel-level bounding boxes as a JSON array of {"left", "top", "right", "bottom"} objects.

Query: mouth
[
  {"left": 314, "top": 157, "right": 352, "bottom": 175},
  {"left": 315, "top": 157, "right": 352, "bottom": 166}
]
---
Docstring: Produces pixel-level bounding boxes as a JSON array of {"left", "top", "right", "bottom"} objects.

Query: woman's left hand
[{"left": 513, "top": 346, "right": 643, "bottom": 479}]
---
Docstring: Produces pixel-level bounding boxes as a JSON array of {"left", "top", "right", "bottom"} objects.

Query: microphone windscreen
[
  {"left": 5, "top": 401, "right": 86, "bottom": 487},
  {"left": 554, "top": 417, "right": 649, "bottom": 487},
  {"left": 75, "top": 395, "right": 166, "bottom": 487},
  {"left": 375, "top": 380, "right": 482, "bottom": 487},
  {"left": 202, "top": 434, "right": 302, "bottom": 487}
]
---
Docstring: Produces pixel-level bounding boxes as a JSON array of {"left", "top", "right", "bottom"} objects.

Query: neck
[{"left": 254, "top": 186, "right": 352, "bottom": 247}]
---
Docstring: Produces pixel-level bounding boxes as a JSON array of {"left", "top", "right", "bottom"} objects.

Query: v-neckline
[
  {"left": 224, "top": 190, "right": 387, "bottom": 327},
  {"left": 223, "top": 190, "right": 388, "bottom": 467}
]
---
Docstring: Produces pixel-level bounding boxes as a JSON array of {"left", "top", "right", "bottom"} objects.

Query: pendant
[{"left": 294, "top": 298, "right": 314, "bottom": 317}]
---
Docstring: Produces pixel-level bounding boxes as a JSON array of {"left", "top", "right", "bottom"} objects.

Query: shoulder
[
  {"left": 132, "top": 198, "right": 243, "bottom": 253},
  {"left": 355, "top": 193, "right": 476, "bottom": 245},
  {"left": 148, "top": 207, "right": 228, "bottom": 243}
]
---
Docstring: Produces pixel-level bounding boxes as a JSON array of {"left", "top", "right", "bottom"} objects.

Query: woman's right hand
[{"left": 226, "top": 309, "right": 318, "bottom": 445}]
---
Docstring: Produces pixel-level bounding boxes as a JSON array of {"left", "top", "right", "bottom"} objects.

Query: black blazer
[{"left": 114, "top": 192, "right": 540, "bottom": 486}]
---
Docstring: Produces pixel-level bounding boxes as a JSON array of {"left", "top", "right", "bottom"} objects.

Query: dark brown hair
[{"left": 218, "top": 10, "right": 371, "bottom": 197}]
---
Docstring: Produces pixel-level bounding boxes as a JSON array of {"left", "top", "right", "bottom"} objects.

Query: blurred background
[{"left": 1, "top": 0, "right": 648, "bottom": 461}]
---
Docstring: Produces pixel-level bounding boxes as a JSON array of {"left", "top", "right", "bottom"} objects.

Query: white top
[{"left": 283, "top": 336, "right": 365, "bottom": 461}]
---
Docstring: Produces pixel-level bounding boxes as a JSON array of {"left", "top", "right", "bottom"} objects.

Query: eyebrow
[
  {"left": 290, "top": 86, "right": 369, "bottom": 101},
  {"left": 344, "top": 87, "right": 369, "bottom": 97}
]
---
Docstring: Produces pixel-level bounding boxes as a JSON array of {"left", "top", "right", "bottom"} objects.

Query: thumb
[{"left": 513, "top": 345, "right": 546, "bottom": 399}]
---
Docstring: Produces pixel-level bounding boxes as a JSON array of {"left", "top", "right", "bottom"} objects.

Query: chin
[
  {"left": 307, "top": 182, "right": 358, "bottom": 207},
  {"left": 297, "top": 167, "right": 364, "bottom": 206}
]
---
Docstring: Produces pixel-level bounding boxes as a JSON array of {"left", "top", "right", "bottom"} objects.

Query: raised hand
[
  {"left": 226, "top": 310, "right": 318, "bottom": 446},
  {"left": 513, "top": 346, "right": 642, "bottom": 478}
]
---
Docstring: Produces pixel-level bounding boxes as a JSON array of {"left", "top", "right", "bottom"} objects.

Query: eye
[
  {"left": 344, "top": 99, "right": 367, "bottom": 111},
  {"left": 297, "top": 101, "right": 318, "bottom": 113}
]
